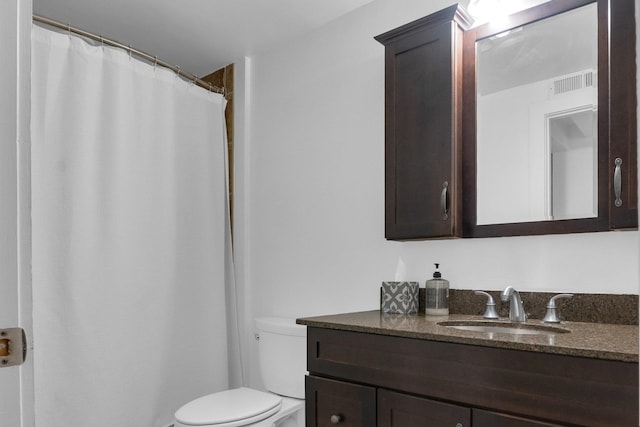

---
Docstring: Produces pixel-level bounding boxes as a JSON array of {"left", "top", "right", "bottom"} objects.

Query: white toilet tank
[{"left": 255, "top": 317, "right": 307, "bottom": 399}]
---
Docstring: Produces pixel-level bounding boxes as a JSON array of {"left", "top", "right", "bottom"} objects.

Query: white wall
[{"left": 234, "top": 0, "right": 639, "bottom": 388}]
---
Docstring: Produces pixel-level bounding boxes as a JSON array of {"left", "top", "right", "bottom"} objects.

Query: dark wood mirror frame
[{"left": 462, "top": 0, "right": 637, "bottom": 238}]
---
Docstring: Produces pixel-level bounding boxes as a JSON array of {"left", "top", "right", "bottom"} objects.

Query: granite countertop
[{"left": 297, "top": 310, "right": 639, "bottom": 363}]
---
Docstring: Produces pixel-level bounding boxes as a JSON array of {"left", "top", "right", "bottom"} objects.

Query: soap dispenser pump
[{"left": 425, "top": 263, "right": 449, "bottom": 316}]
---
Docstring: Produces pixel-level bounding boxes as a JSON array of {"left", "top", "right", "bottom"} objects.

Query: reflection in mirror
[
  {"left": 475, "top": 3, "right": 597, "bottom": 225},
  {"left": 549, "top": 109, "right": 597, "bottom": 220}
]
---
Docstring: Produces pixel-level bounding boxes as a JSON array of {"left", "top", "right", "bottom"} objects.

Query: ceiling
[
  {"left": 477, "top": 2, "right": 596, "bottom": 95},
  {"left": 32, "top": 0, "right": 377, "bottom": 77}
]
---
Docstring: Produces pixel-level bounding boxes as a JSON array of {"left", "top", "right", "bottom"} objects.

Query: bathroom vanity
[{"left": 298, "top": 311, "right": 638, "bottom": 427}]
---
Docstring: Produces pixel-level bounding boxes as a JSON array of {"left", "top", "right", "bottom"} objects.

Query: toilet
[{"left": 174, "top": 317, "right": 306, "bottom": 427}]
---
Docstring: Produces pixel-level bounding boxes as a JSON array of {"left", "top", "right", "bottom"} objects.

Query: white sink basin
[{"left": 437, "top": 321, "right": 569, "bottom": 336}]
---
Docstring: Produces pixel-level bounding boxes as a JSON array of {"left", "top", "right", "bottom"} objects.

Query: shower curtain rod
[{"left": 33, "top": 14, "right": 225, "bottom": 96}]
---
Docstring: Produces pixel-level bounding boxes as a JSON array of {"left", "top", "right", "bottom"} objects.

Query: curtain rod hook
[
  {"left": 175, "top": 66, "right": 181, "bottom": 79},
  {"left": 128, "top": 45, "right": 132, "bottom": 60},
  {"left": 67, "top": 23, "right": 71, "bottom": 39},
  {"left": 153, "top": 56, "right": 158, "bottom": 70}
]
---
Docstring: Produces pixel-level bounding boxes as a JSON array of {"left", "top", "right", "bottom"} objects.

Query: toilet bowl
[{"left": 174, "top": 318, "right": 306, "bottom": 427}]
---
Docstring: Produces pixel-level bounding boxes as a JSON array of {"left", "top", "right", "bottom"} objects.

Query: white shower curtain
[{"left": 31, "top": 25, "right": 230, "bottom": 427}]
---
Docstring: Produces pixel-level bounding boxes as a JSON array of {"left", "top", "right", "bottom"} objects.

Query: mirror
[
  {"left": 459, "top": 0, "right": 640, "bottom": 238},
  {"left": 475, "top": 3, "right": 598, "bottom": 225}
]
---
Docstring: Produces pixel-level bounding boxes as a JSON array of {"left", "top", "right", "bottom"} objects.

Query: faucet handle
[
  {"left": 474, "top": 290, "right": 499, "bottom": 319},
  {"left": 543, "top": 293, "right": 574, "bottom": 323}
]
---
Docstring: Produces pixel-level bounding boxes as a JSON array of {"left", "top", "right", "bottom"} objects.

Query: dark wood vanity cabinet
[
  {"left": 374, "top": 5, "right": 471, "bottom": 240},
  {"left": 305, "top": 376, "right": 376, "bottom": 426},
  {"left": 305, "top": 327, "right": 638, "bottom": 427},
  {"left": 378, "top": 389, "right": 470, "bottom": 427},
  {"left": 472, "top": 409, "right": 566, "bottom": 427},
  {"left": 378, "top": 391, "right": 563, "bottom": 427}
]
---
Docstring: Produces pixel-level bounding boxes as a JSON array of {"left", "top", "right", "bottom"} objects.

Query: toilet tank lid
[{"left": 255, "top": 317, "right": 306, "bottom": 337}]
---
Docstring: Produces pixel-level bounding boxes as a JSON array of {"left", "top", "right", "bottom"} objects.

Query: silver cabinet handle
[
  {"left": 330, "top": 414, "right": 343, "bottom": 424},
  {"left": 614, "top": 157, "right": 623, "bottom": 207},
  {"left": 441, "top": 181, "right": 449, "bottom": 220}
]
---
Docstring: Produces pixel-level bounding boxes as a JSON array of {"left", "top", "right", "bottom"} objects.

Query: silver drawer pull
[{"left": 330, "top": 414, "right": 343, "bottom": 424}]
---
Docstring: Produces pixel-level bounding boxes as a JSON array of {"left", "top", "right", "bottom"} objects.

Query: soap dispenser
[{"left": 425, "top": 263, "right": 449, "bottom": 316}]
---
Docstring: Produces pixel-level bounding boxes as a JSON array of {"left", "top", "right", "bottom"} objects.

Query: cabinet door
[
  {"left": 461, "top": 0, "right": 637, "bottom": 237},
  {"left": 608, "top": 0, "right": 637, "bottom": 228},
  {"left": 305, "top": 375, "right": 376, "bottom": 427},
  {"left": 375, "top": 5, "right": 469, "bottom": 240},
  {"left": 473, "top": 409, "right": 566, "bottom": 427},
  {"left": 378, "top": 389, "right": 470, "bottom": 427}
]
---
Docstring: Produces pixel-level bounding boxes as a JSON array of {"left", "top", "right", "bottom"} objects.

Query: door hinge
[{"left": 0, "top": 328, "right": 26, "bottom": 367}]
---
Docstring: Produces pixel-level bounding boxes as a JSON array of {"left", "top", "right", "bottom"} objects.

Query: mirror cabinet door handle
[
  {"left": 330, "top": 414, "right": 343, "bottom": 424},
  {"left": 614, "top": 157, "right": 623, "bottom": 207},
  {"left": 441, "top": 181, "right": 449, "bottom": 220}
]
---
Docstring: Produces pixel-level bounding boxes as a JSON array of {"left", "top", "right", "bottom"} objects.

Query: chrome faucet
[
  {"left": 474, "top": 290, "right": 499, "bottom": 319},
  {"left": 501, "top": 286, "right": 527, "bottom": 322},
  {"left": 543, "top": 293, "right": 574, "bottom": 323}
]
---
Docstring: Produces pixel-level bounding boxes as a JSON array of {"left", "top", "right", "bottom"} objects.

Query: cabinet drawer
[
  {"left": 378, "top": 388, "right": 470, "bottom": 427},
  {"left": 305, "top": 375, "right": 376, "bottom": 427},
  {"left": 307, "top": 327, "right": 638, "bottom": 427},
  {"left": 473, "top": 409, "right": 565, "bottom": 427}
]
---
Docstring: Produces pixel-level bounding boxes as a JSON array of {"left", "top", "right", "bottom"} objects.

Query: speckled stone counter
[{"left": 297, "top": 310, "right": 639, "bottom": 363}]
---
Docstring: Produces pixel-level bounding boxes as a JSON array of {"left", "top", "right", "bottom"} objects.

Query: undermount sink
[{"left": 437, "top": 321, "right": 570, "bottom": 336}]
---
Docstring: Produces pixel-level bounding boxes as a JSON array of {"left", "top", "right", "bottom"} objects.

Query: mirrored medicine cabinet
[
  {"left": 462, "top": 0, "right": 637, "bottom": 238},
  {"left": 377, "top": 0, "right": 636, "bottom": 240}
]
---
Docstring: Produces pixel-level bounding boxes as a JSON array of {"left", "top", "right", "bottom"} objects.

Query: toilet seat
[{"left": 175, "top": 387, "right": 282, "bottom": 427}]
